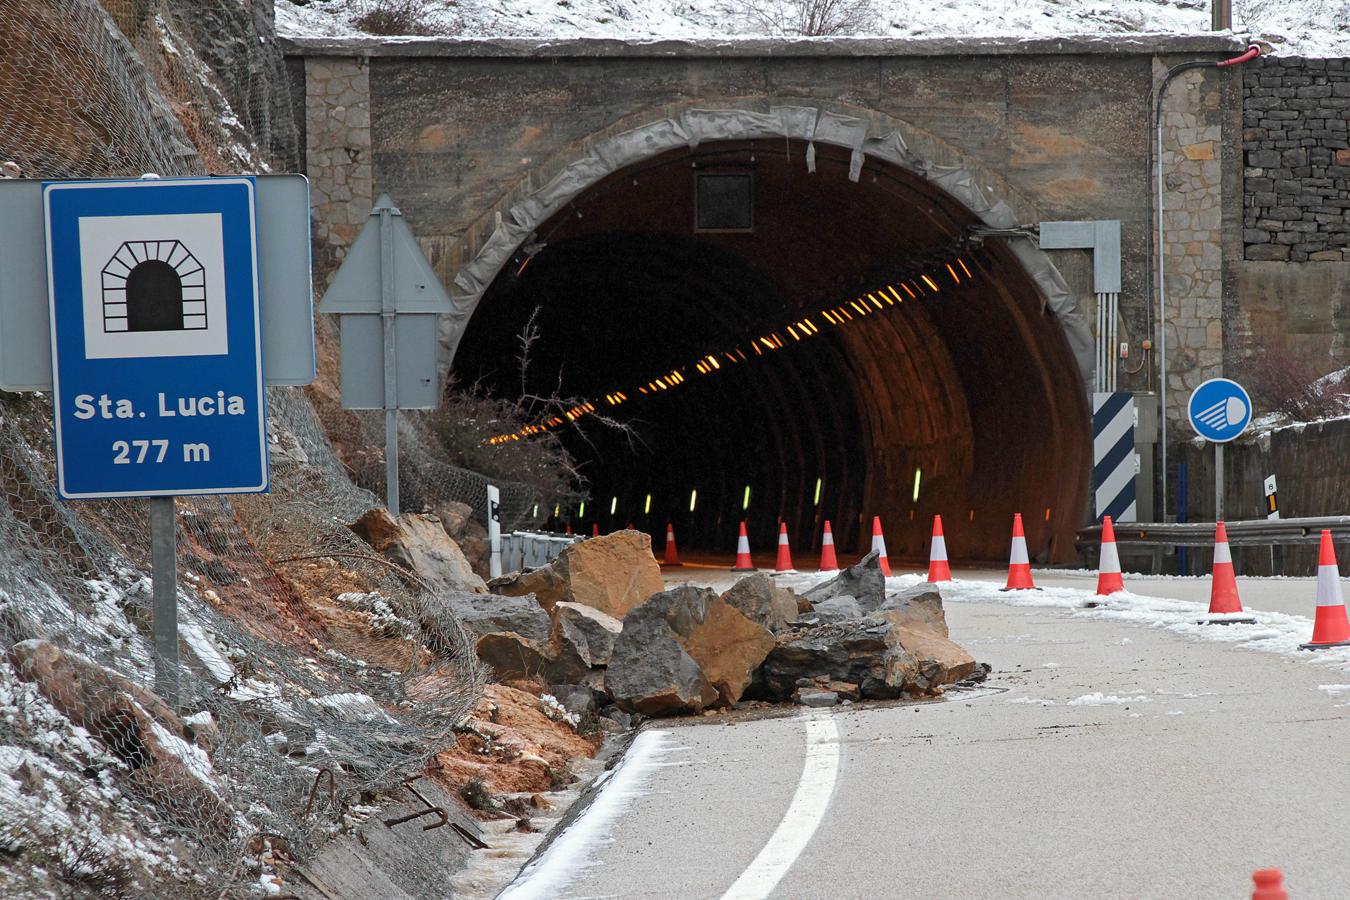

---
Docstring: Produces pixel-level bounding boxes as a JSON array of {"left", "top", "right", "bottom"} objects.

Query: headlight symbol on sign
[{"left": 1187, "top": 378, "right": 1253, "bottom": 443}]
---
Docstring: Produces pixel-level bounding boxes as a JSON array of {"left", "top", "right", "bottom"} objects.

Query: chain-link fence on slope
[{"left": 0, "top": 1, "right": 536, "bottom": 896}]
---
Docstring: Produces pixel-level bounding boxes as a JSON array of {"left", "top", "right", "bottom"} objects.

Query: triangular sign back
[{"left": 318, "top": 194, "right": 455, "bottom": 315}]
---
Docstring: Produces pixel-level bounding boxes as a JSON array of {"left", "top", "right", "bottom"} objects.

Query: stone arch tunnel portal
[{"left": 453, "top": 138, "right": 1091, "bottom": 564}]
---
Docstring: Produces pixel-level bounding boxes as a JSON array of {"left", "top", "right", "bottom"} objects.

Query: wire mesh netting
[{"left": 0, "top": 1, "right": 543, "bottom": 896}]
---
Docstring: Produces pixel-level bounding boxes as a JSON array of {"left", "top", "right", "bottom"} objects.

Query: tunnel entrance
[{"left": 453, "top": 138, "right": 1090, "bottom": 564}]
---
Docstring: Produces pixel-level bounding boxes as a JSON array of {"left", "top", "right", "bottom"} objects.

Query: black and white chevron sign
[{"left": 1093, "top": 392, "right": 1137, "bottom": 524}]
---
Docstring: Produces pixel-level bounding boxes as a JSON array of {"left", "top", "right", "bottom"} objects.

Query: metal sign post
[
  {"left": 149, "top": 496, "right": 180, "bottom": 704},
  {"left": 318, "top": 194, "right": 453, "bottom": 518},
  {"left": 1186, "top": 377, "right": 1253, "bottom": 521},
  {"left": 487, "top": 484, "right": 503, "bottom": 578}
]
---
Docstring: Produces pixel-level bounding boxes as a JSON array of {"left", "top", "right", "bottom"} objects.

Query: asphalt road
[{"left": 505, "top": 571, "right": 1350, "bottom": 899}]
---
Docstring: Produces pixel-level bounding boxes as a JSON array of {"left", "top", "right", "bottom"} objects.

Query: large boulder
[
  {"left": 550, "top": 601, "right": 622, "bottom": 668},
  {"left": 445, "top": 591, "right": 551, "bottom": 643},
  {"left": 875, "top": 583, "right": 949, "bottom": 637},
  {"left": 803, "top": 551, "right": 886, "bottom": 613},
  {"left": 805, "top": 595, "right": 863, "bottom": 624},
  {"left": 490, "top": 530, "right": 663, "bottom": 619},
  {"left": 758, "top": 613, "right": 977, "bottom": 701},
  {"left": 605, "top": 585, "right": 774, "bottom": 714},
  {"left": 474, "top": 632, "right": 553, "bottom": 682},
  {"left": 721, "top": 573, "right": 799, "bottom": 633},
  {"left": 7, "top": 640, "right": 235, "bottom": 839},
  {"left": 350, "top": 508, "right": 488, "bottom": 594}
]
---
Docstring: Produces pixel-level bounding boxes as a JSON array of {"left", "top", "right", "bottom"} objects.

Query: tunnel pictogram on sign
[{"left": 101, "top": 240, "right": 207, "bottom": 334}]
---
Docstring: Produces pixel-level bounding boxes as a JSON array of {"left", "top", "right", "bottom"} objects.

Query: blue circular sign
[{"left": 1187, "top": 377, "right": 1252, "bottom": 443}]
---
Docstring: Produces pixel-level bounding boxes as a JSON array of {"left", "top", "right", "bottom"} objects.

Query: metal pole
[
  {"left": 1214, "top": 442, "right": 1224, "bottom": 521},
  {"left": 1212, "top": 0, "right": 1232, "bottom": 30},
  {"left": 379, "top": 201, "right": 399, "bottom": 516},
  {"left": 150, "top": 495, "right": 179, "bottom": 708}
]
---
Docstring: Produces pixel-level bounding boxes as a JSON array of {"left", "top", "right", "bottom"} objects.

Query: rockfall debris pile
[{"left": 391, "top": 528, "right": 989, "bottom": 722}]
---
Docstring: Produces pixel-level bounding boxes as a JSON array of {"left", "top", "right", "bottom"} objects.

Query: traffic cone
[
  {"left": 818, "top": 520, "right": 839, "bottom": 573},
  {"left": 1301, "top": 529, "right": 1350, "bottom": 649},
  {"left": 1251, "top": 869, "right": 1288, "bottom": 900},
  {"left": 927, "top": 515, "right": 952, "bottom": 582},
  {"left": 662, "top": 522, "right": 682, "bottom": 567},
  {"left": 1003, "top": 513, "right": 1036, "bottom": 590},
  {"left": 1095, "top": 516, "right": 1125, "bottom": 596},
  {"left": 591, "top": 523, "right": 600, "bottom": 537},
  {"left": 870, "top": 516, "right": 892, "bottom": 577},
  {"left": 1198, "top": 521, "right": 1256, "bottom": 624},
  {"left": 773, "top": 522, "right": 797, "bottom": 574},
  {"left": 731, "top": 521, "right": 755, "bottom": 572},
  {"left": 565, "top": 523, "right": 573, "bottom": 536}
]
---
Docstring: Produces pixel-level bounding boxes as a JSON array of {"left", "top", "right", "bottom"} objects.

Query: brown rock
[
  {"left": 434, "top": 501, "right": 475, "bottom": 540},
  {"left": 887, "top": 626, "right": 978, "bottom": 692},
  {"left": 680, "top": 595, "right": 776, "bottom": 705},
  {"left": 350, "top": 508, "right": 488, "bottom": 594},
  {"left": 491, "top": 530, "right": 662, "bottom": 619},
  {"left": 475, "top": 632, "right": 552, "bottom": 682}
]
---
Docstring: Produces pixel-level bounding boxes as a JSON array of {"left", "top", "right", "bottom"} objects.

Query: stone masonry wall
[
  {"left": 1159, "top": 63, "right": 1226, "bottom": 411},
  {"left": 304, "top": 56, "right": 373, "bottom": 282},
  {"left": 1242, "top": 57, "right": 1350, "bottom": 262}
]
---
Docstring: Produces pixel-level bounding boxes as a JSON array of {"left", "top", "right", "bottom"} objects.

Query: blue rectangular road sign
[{"left": 44, "top": 177, "right": 268, "bottom": 499}]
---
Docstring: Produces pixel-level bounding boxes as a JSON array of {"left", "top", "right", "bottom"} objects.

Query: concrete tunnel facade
[{"left": 452, "top": 134, "right": 1091, "bottom": 563}]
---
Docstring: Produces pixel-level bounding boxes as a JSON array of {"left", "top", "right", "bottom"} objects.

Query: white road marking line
[{"left": 719, "top": 711, "right": 840, "bottom": 900}]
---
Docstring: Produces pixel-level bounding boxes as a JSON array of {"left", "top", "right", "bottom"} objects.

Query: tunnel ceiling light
[{"left": 486, "top": 245, "right": 983, "bottom": 443}]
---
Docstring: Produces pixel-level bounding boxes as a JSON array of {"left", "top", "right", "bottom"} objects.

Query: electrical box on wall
[{"left": 695, "top": 172, "right": 753, "bottom": 232}]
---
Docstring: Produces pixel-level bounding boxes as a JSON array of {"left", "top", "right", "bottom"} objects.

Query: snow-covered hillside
[{"left": 278, "top": 0, "right": 1350, "bottom": 57}]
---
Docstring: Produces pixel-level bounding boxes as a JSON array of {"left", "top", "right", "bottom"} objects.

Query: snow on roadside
[{"left": 1067, "top": 692, "right": 1151, "bottom": 706}]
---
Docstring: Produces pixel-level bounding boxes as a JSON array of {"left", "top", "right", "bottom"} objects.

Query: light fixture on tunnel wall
[
  {"left": 579, "top": 501, "right": 586, "bottom": 518},
  {"left": 912, "top": 469, "right": 922, "bottom": 503},
  {"left": 644, "top": 494, "right": 652, "bottom": 514},
  {"left": 694, "top": 172, "right": 753, "bottom": 232},
  {"left": 814, "top": 478, "right": 823, "bottom": 507},
  {"left": 610, "top": 496, "right": 618, "bottom": 515},
  {"left": 742, "top": 485, "right": 751, "bottom": 511},
  {"left": 689, "top": 489, "right": 698, "bottom": 512}
]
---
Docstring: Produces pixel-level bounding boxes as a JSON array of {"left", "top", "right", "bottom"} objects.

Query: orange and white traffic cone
[
  {"left": 818, "top": 520, "right": 839, "bottom": 573},
  {"left": 773, "top": 522, "right": 796, "bottom": 574},
  {"left": 870, "top": 516, "right": 892, "bottom": 577},
  {"left": 1301, "top": 529, "right": 1350, "bottom": 649},
  {"left": 662, "top": 522, "right": 682, "bottom": 567},
  {"left": 927, "top": 515, "right": 952, "bottom": 582},
  {"left": 1003, "top": 513, "right": 1037, "bottom": 590},
  {"left": 1095, "top": 516, "right": 1125, "bottom": 596},
  {"left": 565, "top": 523, "right": 573, "bottom": 536},
  {"left": 1251, "top": 868, "right": 1288, "bottom": 900},
  {"left": 591, "top": 523, "right": 600, "bottom": 537},
  {"left": 1198, "top": 521, "right": 1256, "bottom": 624},
  {"left": 731, "top": 521, "right": 756, "bottom": 572}
]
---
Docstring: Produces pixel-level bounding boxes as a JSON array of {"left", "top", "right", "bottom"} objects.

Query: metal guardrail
[
  {"left": 1078, "top": 516, "right": 1350, "bottom": 548},
  {"left": 499, "top": 530, "right": 581, "bottom": 573}
]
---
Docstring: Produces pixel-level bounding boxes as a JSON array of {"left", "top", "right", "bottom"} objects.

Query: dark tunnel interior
[{"left": 452, "top": 140, "right": 1090, "bottom": 564}]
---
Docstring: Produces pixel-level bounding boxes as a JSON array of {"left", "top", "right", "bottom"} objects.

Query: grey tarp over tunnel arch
[{"left": 439, "top": 105, "right": 1094, "bottom": 387}]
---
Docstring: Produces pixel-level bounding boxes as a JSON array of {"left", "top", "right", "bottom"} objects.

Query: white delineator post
[{"left": 487, "top": 483, "right": 502, "bottom": 579}]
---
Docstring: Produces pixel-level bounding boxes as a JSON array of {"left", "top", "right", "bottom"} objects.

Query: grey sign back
[{"left": 0, "top": 174, "right": 315, "bottom": 390}]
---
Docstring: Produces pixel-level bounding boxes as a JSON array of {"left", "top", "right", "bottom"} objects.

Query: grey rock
[
  {"left": 604, "top": 604, "right": 717, "bottom": 716},
  {"left": 797, "top": 690, "right": 839, "bottom": 708},
  {"left": 803, "top": 551, "right": 886, "bottom": 613},
  {"left": 805, "top": 595, "right": 863, "bottom": 624},
  {"left": 548, "top": 683, "right": 598, "bottom": 719},
  {"left": 721, "top": 573, "right": 799, "bottom": 632},
  {"left": 446, "top": 591, "right": 550, "bottom": 643},
  {"left": 551, "top": 601, "right": 622, "bottom": 668}
]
